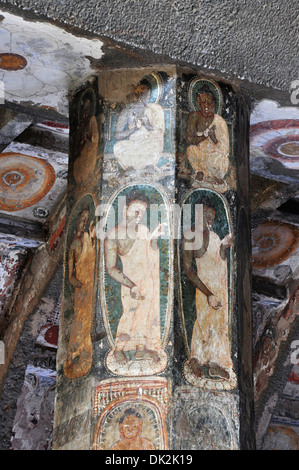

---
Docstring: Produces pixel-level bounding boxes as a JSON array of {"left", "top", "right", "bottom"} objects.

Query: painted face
[
  {"left": 203, "top": 206, "right": 216, "bottom": 230},
  {"left": 82, "top": 98, "right": 92, "bottom": 119},
  {"left": 197, "top": 93, "right": 215, "bottom": 119},
  {"left": 126, "top": 200, "right": 147, "bottom": 224},
  {"left": 120, "top": 415, "right": 142, "bottom": 440},
  {"left": 77, "top": 210, "right": 89, "bottom": 234},
  {"left": 134, "top": 84, "right": 150, "bottom": 103}
]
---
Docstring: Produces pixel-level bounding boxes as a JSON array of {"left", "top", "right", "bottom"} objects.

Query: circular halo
[
  {"left": 140, "top": 72, "right": 163, "bottom": 104},
  {"left": 189, "top": 78, "right": 222, "bottom": 114},
  {"left": 0, "top": 53, "right": 27, "bottom": 71}
]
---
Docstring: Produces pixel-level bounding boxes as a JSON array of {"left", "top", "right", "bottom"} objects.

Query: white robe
[
  {"left": 187, "top": 114, "right": 229, "bottom": 180},
  {"left": 114, "top": 224, "right": 161, "bottom": 352},
  {"left": 113, "top": 103, "right": 165, "bottom": 170},
  {"left": 191, "top": 231, "right": 233, "bottom": 370}
]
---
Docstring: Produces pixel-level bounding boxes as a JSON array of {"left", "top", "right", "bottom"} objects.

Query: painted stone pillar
[
  {"left": 173, "top": 70, "right": 254, "bottom": 450},
  {"left": 53, "top": 68, "right": 254, "bottom": 450}
]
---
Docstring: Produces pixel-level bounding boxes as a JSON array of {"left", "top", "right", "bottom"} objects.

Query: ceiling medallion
[
  {"left": 0, "top": 152, "right": 56, "bottom": 212},
  {"left": 0, "top": 53, "right": 27, "bottom": 71}
]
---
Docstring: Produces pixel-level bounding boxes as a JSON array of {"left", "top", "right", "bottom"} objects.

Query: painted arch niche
[
  {"left": 178, "top": 188, "right": 237, "bottom": 390},
  {"left": 93, "top": 378, "right": 168, "bottom": 450},
  {"left": 100, "top": 183, "right": 172, "bottom": 377}
]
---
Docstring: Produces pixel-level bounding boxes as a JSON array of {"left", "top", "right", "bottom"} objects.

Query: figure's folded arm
[{"left": 104, "top": 237, "right": 135, "bottom": 289}]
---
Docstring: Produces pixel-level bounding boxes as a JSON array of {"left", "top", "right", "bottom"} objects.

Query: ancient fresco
[
  {"left": 62, "top": 194, "right": 97, "bottom": 379},
  {"left": 72, "top": 87, "right": 102, "bottom": 189},
  {"left": 251, "top": 119, "right": 299, "bottom": 171},
  {"left": 0, "top": 242, "right": 29, "bottom": 317},
  {"left": 177, "top": 77, "right": 235, "bottom": 193},
  {"left": 10, "top": 365, "right": 56, "bottom": 450},
  {"left": 100, "top": 70, "right": 175, "bottom": 185},
  {"left": 173, "top": 388, "right": 239, "bottom": 450},
  {"left": 254, "top": 288, "right": 299, "bottom": 399},
  {"left": 36, "top": 296, "right": 61, "bottom": 350},
  {"left": 52, "top": 69, "right": 254, "bottom": 450},
  {"left": 261, "top": 365, "right": 299, "bottom": 450},
  {"left": 250, "top": 100, "right": 299, "bottom": 184},
  {"left": 0, "top": 152, "right": 56, "bottom": 211},
  {"left": 179, "top": 188, "right": 236, "bottom": 390},
  {"left": 113, "top": 79, "right": 164, "bottom": 170},
  {"left": 0, "top": 142, "right": 68, "bottom": 231},
  {"left": 0, "top": 11, "right": 104, "bottom": 115},
  {"left": 100, "top": 183, "right": 172, "bottom": 376},
  {"left": 252, "top": 219, "right": 299, "bottom": 269},
  {"left": 0, "top": 52, "right": 27, "bottom": 71},
  {"left": 93, "top": 378, "right": 168, "bottom": 450}
]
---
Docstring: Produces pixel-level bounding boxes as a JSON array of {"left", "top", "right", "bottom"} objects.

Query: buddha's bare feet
[
  {"left": 209, "top": 363, "right": 230, "bottom": 379},
  {"left": 188, "top": 357, "right": 202, "bottom": 378},
  {"left": 135, "top": 346, "right": 160, "bottom": 363},
  {"left": 113, "top": 350, "right": 128, "bottom": 364}
]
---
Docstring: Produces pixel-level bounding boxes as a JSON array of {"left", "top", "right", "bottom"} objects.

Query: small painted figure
[
  {"left": 182, "top": 203, "right": 234, "bottom": 380},
  {"left": 73, "top": 93, "right": 100, "bottom": 185},
  {"left": 64, "top": 208, "right": 96, "bottom": 379},
  {"left": 186, "top": 87, "right": 229, "bottom": 184},
  {"left": 109, "top": 408, "right": 155, "bottom": 451},
  {"left": 113, "top": 80, "right": 165, "bottom": 170},
  {"left": 104, "top": 197, "right": 165, "bottom": 365}
]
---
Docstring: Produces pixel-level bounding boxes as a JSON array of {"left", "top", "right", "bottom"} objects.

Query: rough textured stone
[{"left": 0, "top": 0, "right": 297, "bottom": 99}]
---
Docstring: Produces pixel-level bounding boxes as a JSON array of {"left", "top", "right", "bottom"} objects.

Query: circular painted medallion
[
  {"left": 252, "top": 220, "right": 299, "bottom": 269},
  {"left": 0, "top": 53, "right": 27, "bottom": 71},
  {"left": 0, "top": 152, "right": 56, "bottom": 212},
  {"left": 250, "top": 119, "right": 299, "bottom": 168}
]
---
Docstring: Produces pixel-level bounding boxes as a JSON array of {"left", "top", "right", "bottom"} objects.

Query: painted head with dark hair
[
  {"left": 118, "top": 408, "right": 143, "bottom": 442},
  {"left": 119, "top": 408, "right": 142, "bottom": 424},
  {"left": 197, "top": 86, "right": 216, "bottom": 119}
]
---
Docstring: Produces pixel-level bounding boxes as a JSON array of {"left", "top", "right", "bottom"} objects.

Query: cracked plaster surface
[{"left": 0, "top": 10, "right": 104, "bottom": 116}]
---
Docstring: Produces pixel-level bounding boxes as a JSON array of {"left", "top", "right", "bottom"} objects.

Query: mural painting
[
  {"left": 0, "top": 52, "right": 27, "bottom": 71},
  {"left": 177, "top": 78, "right": 235, "bottom": 193},
  {"left": 179, "top": 188, "right": 236, "bottom": 390},
  {"left": 252, "top": 219, "right": 299, "bottom": 270},
  {"left": 0, "top": 242, "right": 29, "bottom": 317},
  {"left": 53, "top": 70, "right": 253, "bottom": 449},
  {"left": 250, "top": 119, "right": 299, "bottom": 174},
  {"left": 62, "top": 194, "right": 97, "bottom": 379},
  {"left": 100, "top": 70, "right": 175, "bottom": 186},
  {"left": 254, "top": 288, "right": 299, "bottom": 399},
  {"left": 173, "top": 388, "right": 239, "bottom": 450},
  {"left": 100, "top": 183, "right": 172, "bottom": 376},
  {"left": 36, "top": 296, "right": 61, "bottom": 350},
  {"left": 93, "top": 378, "right": 168, "bottom": 450},
  {"left": 261, "top": 365, "right": 299, "bottom": 450},
  {"left": 10, "top": 366, "right": 56, "bottom": 450},
  {"left": 0, "top": 152, "right": 56, "bottom": 211},
  {"left": 70, "top": 84, "right": 102, "bottom": 191},
  {"left": 113, "top": 77, "right": 165, "bottom": 170}
]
